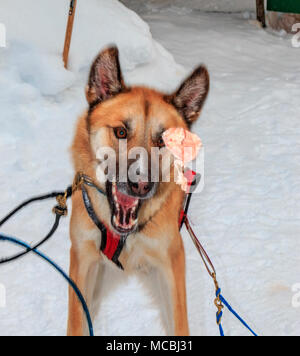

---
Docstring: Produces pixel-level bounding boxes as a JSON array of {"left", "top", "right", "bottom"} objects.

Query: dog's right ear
[{"left": 86, "top": 47, "right": 126, "bottom": 106}]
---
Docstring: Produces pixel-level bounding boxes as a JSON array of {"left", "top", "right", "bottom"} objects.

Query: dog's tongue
[{"left": 115, "top": 189, "right": 138, "bottom": 208}]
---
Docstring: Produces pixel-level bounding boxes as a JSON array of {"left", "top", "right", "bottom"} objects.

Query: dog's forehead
[
  {"left": 89, "top": 87, "right": 187, "bottom": 134},
  {"left": 119, "top": 88, "right": 186, "bottom": 131},
  {"left": 145, "top": 98, "right": 186, "bottom": 135}
]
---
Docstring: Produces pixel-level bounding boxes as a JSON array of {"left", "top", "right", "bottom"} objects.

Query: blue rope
[
  {"left": 219, "top": 323, "right": 224, "bottom": 337},
  {"left": 216, "top": 309, "right": 224, "bottom": 336},
  {"left": 216, "top": 288, "right": 257, "bottom": 336},
  {"left": 0, "top": 234, "right": 94, "bottom": 337}
]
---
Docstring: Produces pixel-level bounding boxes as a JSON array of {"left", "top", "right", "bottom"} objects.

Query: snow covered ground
[
  {"left": 0, "top": 0, "right": 300, "bottom": 336},
  {"left": 121, "top": 0, "right": 256, "bottom": 13}
]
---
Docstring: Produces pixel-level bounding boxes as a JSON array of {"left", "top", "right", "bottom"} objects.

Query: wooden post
[
  {"left": 63, "top": 0, "right": 77, "bottom": 69},
  {"left": 256, "top": 0, "right": 266, "bottom": 28}
]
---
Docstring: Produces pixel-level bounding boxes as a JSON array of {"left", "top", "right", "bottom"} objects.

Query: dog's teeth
[{"left": 129, "top": 217, "right": 138, "bottom": 226}]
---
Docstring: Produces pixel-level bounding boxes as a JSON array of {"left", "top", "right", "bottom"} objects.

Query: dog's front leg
[
  {"left": 67, "top": 191, "right": 102, "bottom": 336},
  {"left": 156, "top": 234, "right": 189, "bottom": 336},
  {"left": 168, "top": 242, "right": 189, "bottom": 336},
  {"left": 67, "top": 240, "right": 100, "bottom": 336}
]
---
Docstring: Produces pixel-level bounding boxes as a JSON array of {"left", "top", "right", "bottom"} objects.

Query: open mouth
[{"left": 107, "top": 182, "right": 141, "bottom": 235}]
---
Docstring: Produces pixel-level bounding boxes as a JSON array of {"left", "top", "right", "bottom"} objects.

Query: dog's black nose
[{"left": 129, "top": 180, "right": 153, "bottom": 197}]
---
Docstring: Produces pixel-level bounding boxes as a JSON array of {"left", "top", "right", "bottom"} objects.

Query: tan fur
[{"left": 67, "top": 49, "right": 209, "bottom": 335}]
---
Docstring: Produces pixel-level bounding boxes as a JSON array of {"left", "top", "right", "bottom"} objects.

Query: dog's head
[{"left": 85, "top": 47, "right": 209, "bottom": 235}]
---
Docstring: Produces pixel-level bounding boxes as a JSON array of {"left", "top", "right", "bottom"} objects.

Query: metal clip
[{"left": 72, "top": 172, "right": 84, "bottom": 193}]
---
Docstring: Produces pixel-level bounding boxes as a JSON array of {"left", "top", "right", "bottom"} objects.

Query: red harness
[{"left": 99, "top": 225, "right": 125, "bottom": 269}]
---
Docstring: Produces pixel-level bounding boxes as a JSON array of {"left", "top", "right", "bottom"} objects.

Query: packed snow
[
  {"left": 121, "top": 0, "right": 256, "bottom": 13},
  {"left": 0, "top": 0, "right": 299, "bottom": 336}
]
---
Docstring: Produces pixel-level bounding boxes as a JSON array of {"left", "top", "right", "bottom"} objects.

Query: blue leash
[
  {"left": 216, "top": 288, "right": 257, "bottom": 337},
  {"left": 0, "top": 234, "right": 94, "bottom": 337}
]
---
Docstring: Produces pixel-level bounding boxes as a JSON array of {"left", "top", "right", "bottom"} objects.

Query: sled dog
[{"left": 68, "top": 47, "right": 209, "bottom": 336}]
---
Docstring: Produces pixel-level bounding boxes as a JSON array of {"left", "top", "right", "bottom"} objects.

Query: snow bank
[
  {"left": 0, "top": 0, "right": 157, "bottom": 72},
  {"left": 5, "top": 42, "right": 75, "bottom": 96},
  {"left": 0, "top": 0, "right": 184, "bottom": 97}
]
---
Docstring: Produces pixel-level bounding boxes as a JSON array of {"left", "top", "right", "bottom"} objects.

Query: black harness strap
[
  {"left": 100, "top": 226, "right": 108, "bottom": 251},
  {"left": 111, "top": 238, "right": 125, "bottom": 270},
  {"left": 82, "top": 186, "right": 106, "bottom": 234}
]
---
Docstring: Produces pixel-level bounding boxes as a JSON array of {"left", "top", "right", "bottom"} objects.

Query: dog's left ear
[
  {"left": 86, "top": 47, "right": 126, "bottom": 105},
  {"left": 167, "top": 66, "right": 209, "bottom": 126}
]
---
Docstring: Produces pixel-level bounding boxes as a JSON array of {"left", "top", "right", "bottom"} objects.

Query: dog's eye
[
  {"left": 114, "top": 127, "right": 127, "bottom": 139},
  {"left": 157, "top": 136, "right": 165, "bottom": 148}
]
